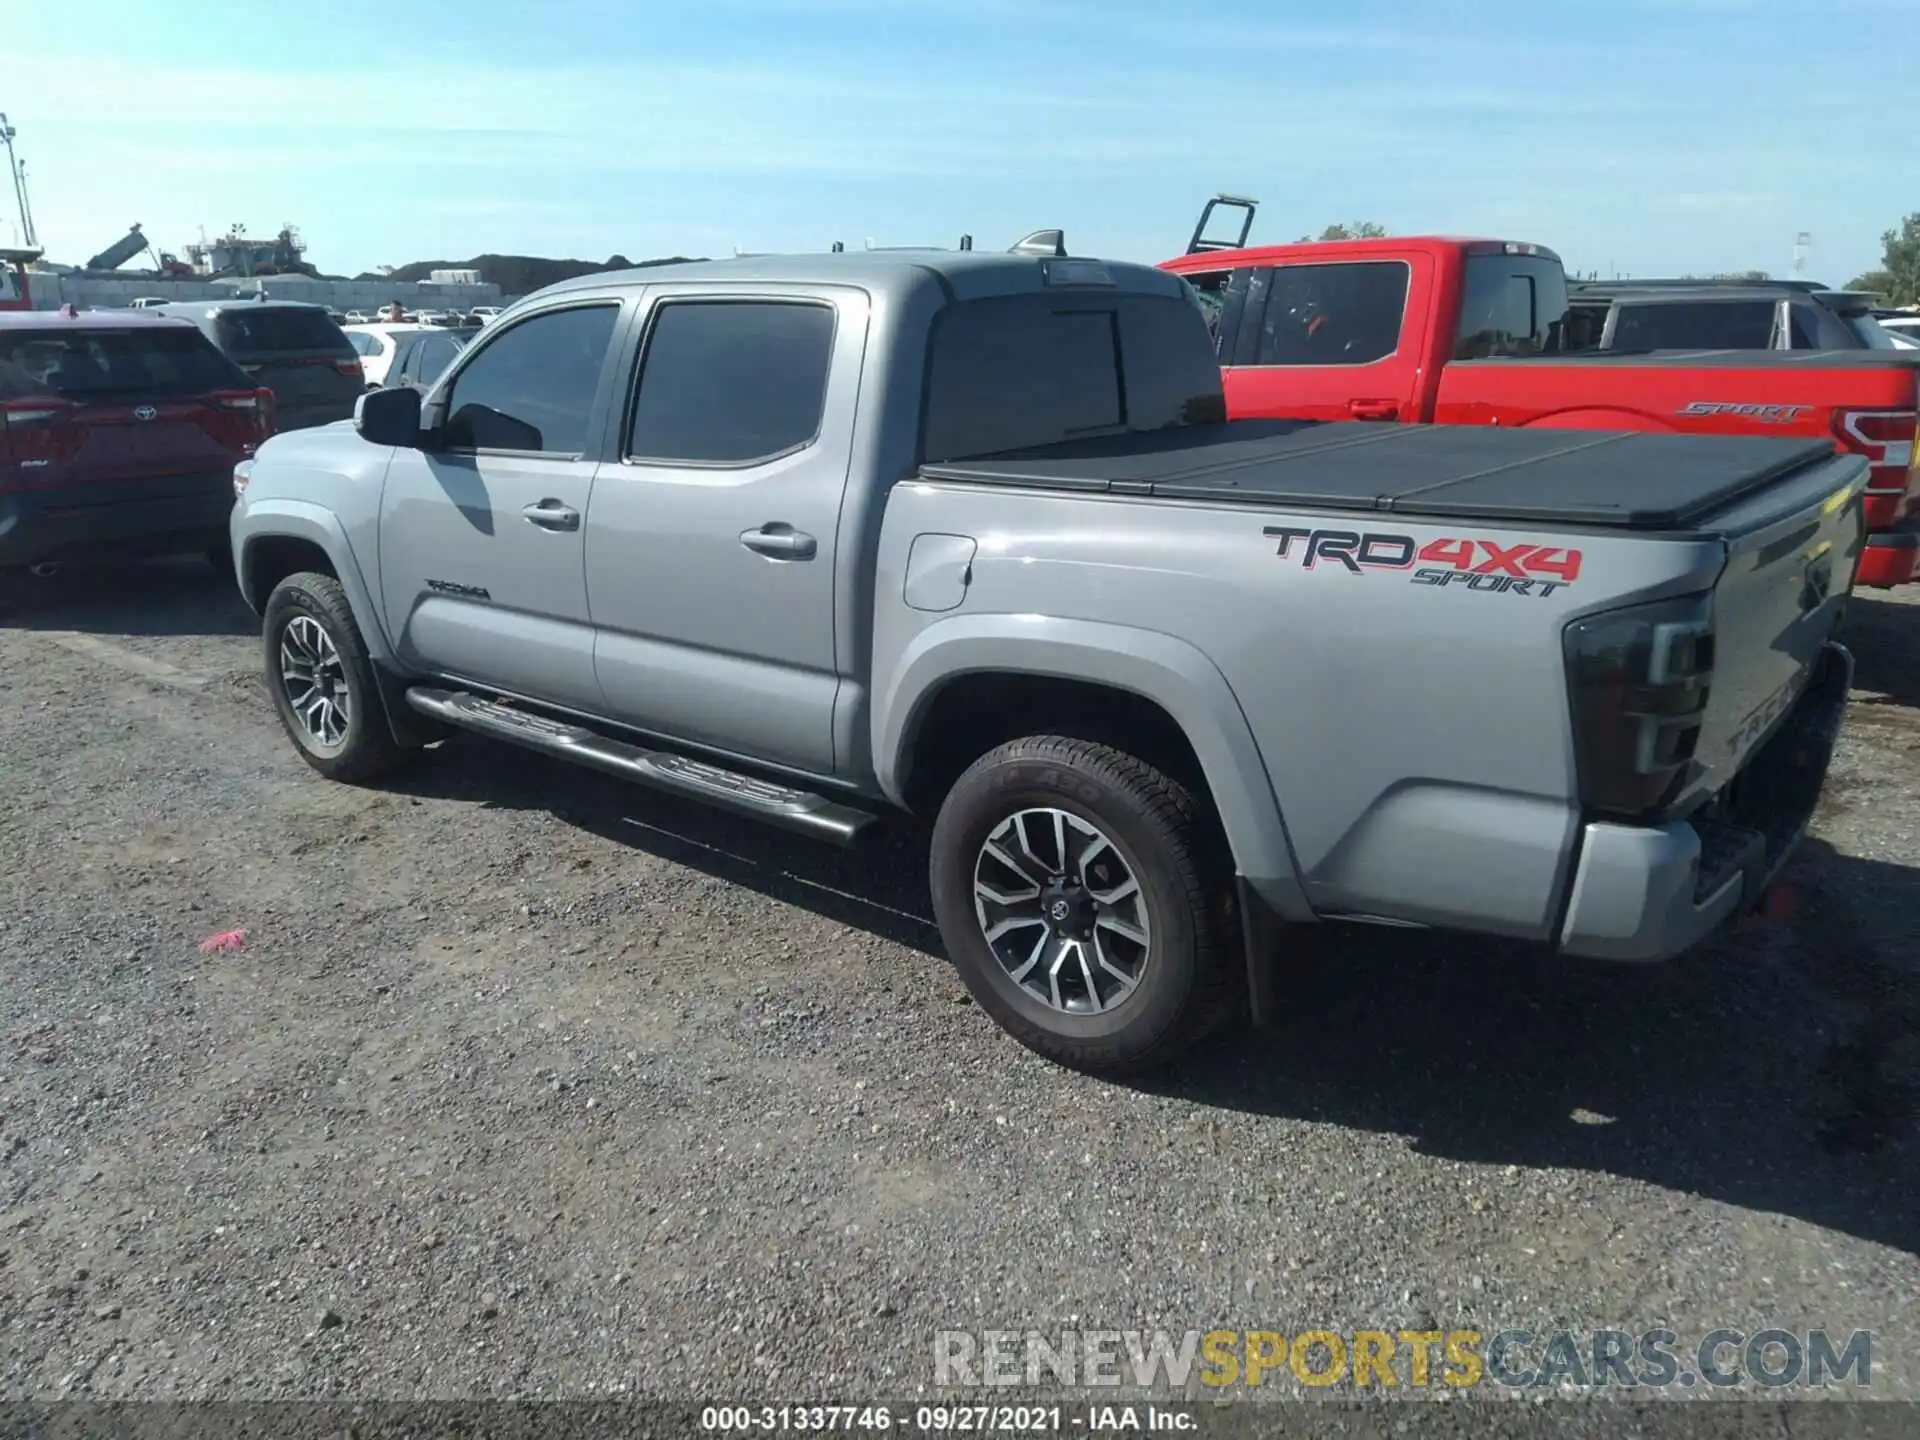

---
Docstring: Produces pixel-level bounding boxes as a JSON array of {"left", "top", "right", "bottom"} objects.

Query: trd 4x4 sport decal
[{"left": 1262, "top": 526, "right": 1582, "bottom": 597}]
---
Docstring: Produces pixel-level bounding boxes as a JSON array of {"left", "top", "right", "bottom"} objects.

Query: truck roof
[
  {"left": 1163, "top": 236, "right": 1562, "bottom": 270},
  {"left": 0, "top": 308, "right": 197, "bottom": 331},
  {"left": 537, "top": 250, "right": 1196, "bottom": 304}
]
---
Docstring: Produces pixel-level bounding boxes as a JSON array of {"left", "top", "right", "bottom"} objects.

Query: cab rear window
[
  {"left": 921, "top": 293, "right": 1226, "bottom": 462},
  {"left": 0, "top": 326, "right": 251, "bottom": 399},
  {"left": 214, "top": 307, "right": 354, "bottom": 357},
  {"left": 1455, "top": 255, "right": 1573, "bottom": 358}
]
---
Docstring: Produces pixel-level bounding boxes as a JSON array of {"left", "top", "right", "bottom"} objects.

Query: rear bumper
[
  {"left": 0, "top": 475, "right": 234, "bottom": 567},
  {"left": 1855, "top": 519, "right": 1920, "bottom": 589},
  {"left": 1558, "top": 641, "right": 1851, "bottom": 961}
]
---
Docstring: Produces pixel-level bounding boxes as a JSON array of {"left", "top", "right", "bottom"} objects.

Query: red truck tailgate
[{"left": 1434, "top": 352, "right": 1920, "bottom": 586}]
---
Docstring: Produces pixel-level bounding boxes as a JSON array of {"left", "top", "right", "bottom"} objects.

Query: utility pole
[
  {"left": 1793, "top": 232, "right": 1810, "bottom": 280},
  {"left": 0, "top": 111, "right": 37, "bottom": 250}
]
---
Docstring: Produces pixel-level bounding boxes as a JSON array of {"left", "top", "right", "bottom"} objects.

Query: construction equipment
[{"left": 86, "top": 223, "right": 152, "bottom": 272}]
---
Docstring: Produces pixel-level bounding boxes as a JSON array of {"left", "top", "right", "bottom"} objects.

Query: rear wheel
[
  {"left": 262, "top": 571, "right": 413, "bottom": 783},
  {"left": 928, "top": 735, "right": 1238, "bottom": 1075}
]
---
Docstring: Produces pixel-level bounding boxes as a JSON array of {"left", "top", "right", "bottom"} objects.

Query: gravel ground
[{"left": 0, "top": 559, "right": 1915, "bottom": 1405}]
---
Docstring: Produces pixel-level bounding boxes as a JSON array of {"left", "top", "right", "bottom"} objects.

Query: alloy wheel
[
  {"left": 279, "top": 614, "right": 352, "bottom": 750},
  {"left": 972, "top": 807, "right": 1152, "bottom": 1014}
]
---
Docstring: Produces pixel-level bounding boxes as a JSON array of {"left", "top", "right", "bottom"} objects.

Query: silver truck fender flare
[
  {"left": 874, "top": 614, "right": 1309, "bottom": 916},
  {"left": 237, "top": 500, "right": 396, "bottom": 664}
]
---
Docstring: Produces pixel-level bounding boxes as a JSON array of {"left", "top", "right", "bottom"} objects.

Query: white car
[
  {"left": 341, "top": 323, "right": 433, "bottom": 388},
  {"left": 1877, "top": 314, "right": 1920, "bottom": 341},
  {"left": 469, "top": 305, "right": 503, "bottom": 324}
]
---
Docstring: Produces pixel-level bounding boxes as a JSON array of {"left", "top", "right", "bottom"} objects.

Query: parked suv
[
  {"left": 1567, "top": 280, "right": 1896, "bottom": 352},
  {"left": 148, "top": 299, "right": 362, "bottom": 431},
  {"left": 1, "top": 309, "right": 272, "bottom": 573}
]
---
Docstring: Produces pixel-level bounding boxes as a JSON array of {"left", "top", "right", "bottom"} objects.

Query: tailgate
[
  {"left": 242, "top": 355, "right": 360, "bottom": 427},
  {"left": 4, "top": 398, "right": 242, "bottom": 501},
  {"left": 1680, "top": 451, "right": 1868, "bottom": 808}
]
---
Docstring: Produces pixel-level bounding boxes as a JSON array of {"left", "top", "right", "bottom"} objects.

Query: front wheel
[
  {"left": 928, "top": 735, "right": 1238, "bottom": 1075},
  {"left": 262, "top": 571, "right": 413, "bottom": 783}
]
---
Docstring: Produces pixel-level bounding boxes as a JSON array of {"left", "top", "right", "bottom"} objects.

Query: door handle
[
  {"left": 739, "top": 523, "right": 817, "bottom": 560},
  {"left": 521, "top": 499, "right": 580, "bottom": 532},
  {"left": 1347, "top": 399, "right": 1399, "bottom": 421}
]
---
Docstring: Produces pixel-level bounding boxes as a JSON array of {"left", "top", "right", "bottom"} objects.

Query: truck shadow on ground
[
  {"left": 1837, "top": 594, "right": 1920, "bottom": 710},
  {"left": 1153, "top": 833, "right": 1920, "bottom": 1258},
  {"left": 398, "top": 735, "right": 1919, "bottom": 1259},
  {"left": 0, "top": 556, "right": 256, "bottom": 638}
]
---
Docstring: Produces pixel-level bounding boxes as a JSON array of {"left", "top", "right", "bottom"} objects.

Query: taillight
[
  {"left": 1564, "top": 593, "right": 1715, "bottom": 819},
  {"left": 212, "top": 386, "right": 276, "bottom": 446},
  {"left": 1834, "top": 409, "right": 1917, "bottom": 497},
  {"left": 0, "top": 397, "right": 69, "bottom": 429},
  {"left": 334, "top": 359, "right": 363, "bottom": 380}
]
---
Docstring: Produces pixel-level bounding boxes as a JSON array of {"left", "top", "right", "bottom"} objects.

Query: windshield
[
  {"left": 213, "top": 306, "right": 355, "bottom": 357},
  {"left": 0, "top": 326, "right": 251, "bottom": 399},
  {"left": 1455, "top": 255, "right": 1571, "bottom": 358}
]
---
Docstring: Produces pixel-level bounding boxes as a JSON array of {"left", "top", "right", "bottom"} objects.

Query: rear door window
[
  {"left": 214, "top": 307, "right": 355, "bottom": 357},
  {"left": 1611, "top": 301, "right": 1777, "bottom": 349},
  {"left": 413, "top": 336, "right": 462, "bottom": 386},
  {"left": 1250, "top": 262, "right": 1408, "bottom": 366},
  {"left": 442, "top": 303, "right": 620, "bottom": 454},
  {"left": 626, "top": 300, "right": 836, "bottom": 464},
  {"left": 0, "top": 326, "right": 249, "bottom": 398}
]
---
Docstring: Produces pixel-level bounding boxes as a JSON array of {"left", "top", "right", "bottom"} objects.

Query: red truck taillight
[
  {"left": 1564, "top": 593, "right": 1716, "bottom": 820},
  {"left": 1835, "top": 409, "right": 1917, "bottom": 519}
]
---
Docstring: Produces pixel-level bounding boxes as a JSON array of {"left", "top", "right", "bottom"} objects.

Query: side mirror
[{"left": 356, "top": 385, "right": 422, "bottom": 447}]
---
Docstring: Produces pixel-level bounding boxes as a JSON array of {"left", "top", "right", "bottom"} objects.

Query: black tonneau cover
[{"left": 918, "top": 421, "right": 1838, "bottom": 530}]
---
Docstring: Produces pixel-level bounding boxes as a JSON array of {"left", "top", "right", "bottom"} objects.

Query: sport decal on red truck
[
  {"left": 1263, "top": 526, "right": 1583, "bottom": 597},
  {"left": 1677, "top": 402, "right": 1810, "bottom": 424}
]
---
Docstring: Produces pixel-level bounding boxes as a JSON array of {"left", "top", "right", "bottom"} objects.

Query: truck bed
[{"left": 919, "top": 421, "right": 1839, "bottom": 531}]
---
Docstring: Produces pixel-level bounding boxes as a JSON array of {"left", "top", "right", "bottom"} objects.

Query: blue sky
[{"left": 3, "top": 0, "right": 1909, "bottom": 284}]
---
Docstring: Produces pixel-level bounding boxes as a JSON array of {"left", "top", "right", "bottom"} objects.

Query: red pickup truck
[{"left": 1160, "top": 200, "right": 1920, "bottom": 588}]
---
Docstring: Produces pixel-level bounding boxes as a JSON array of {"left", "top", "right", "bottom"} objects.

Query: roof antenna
[{"left": 1009, "top": 229, "right": 1066, "bottom": 258}]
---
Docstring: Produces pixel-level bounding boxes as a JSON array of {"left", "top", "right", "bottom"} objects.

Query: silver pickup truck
[{"left": 229, "top": 249, "right": 1866, "bottom": 1075}]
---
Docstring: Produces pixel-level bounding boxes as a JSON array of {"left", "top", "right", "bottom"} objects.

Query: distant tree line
[
  {"left": 1297, "top": 222, "right": 1389, "bottom": 241},
  {"left": 1849, "top": 214, "right": 1920, "bottom": 306}
]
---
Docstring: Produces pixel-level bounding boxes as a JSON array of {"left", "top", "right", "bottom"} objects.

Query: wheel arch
[
  {"left": 875, "top": 614, "right": 1310, "bottom": 920},
  {"left": 238, "top": 502, "right": 393, "bottom": 662}
]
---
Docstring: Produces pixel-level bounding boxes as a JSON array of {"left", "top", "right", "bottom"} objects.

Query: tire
[
  {"left": 928, "top": 735, "right": 1239, "bottom": 1075},
  {"left": 262, "top": 571, "right": 412, "bottom": 783}
]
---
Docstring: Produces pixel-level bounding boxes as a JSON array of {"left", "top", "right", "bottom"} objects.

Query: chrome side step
[{"left": 404, "top": 686, "right": 878, "bottom": 845}]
